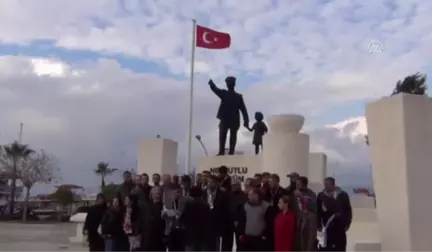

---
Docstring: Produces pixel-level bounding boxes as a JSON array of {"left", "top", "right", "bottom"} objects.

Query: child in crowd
[{"left": 274, "top": 195, "right": 296, "bottom": 251}]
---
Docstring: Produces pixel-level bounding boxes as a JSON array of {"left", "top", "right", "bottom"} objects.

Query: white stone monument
[
  {"left": 366, "top": 94, "right": 432, "bottom": 251},
  {"left": 196, "top": 155, "right": 261, "bottom": 183},
  {"left": 263, "top": 114, "right": 310, "bottom": 186},
  {"left": 137, "top": 138, "right": 178, "bottom": 176},
  {"left": 308, "top": 152, "right": 327, "bottom": 192},
  {"left": 196, "top": 114, "right": 324, "bottom": 188}
]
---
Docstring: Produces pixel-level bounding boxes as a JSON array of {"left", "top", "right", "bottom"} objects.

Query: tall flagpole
[{"left": 186, "top": 19, "right": 197, "bottom": 175}]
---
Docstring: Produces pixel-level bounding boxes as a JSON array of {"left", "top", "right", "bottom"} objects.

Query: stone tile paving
[{"left": 0, "top": 222, "right": 87, "bottom": 251}]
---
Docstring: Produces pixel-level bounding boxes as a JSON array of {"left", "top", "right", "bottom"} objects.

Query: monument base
[
  {"left": 263, "top": 133, "right": 310, "bottom": 186},
  {"left": 196, "top": 155, "right": 261, "bottom": 184}
]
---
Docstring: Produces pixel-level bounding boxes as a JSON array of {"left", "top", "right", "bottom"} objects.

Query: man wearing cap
[{"left": 208, "top": 77, "right": 250, "bottom": 156}]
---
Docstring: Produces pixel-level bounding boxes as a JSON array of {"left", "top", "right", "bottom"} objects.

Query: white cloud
[
  {"left": 0, "top": 0, "right": 430, "bottom": 104},
  {"left": 1, "top": 0, "right": 430, "bottom": 189},
  {"left": 326, "top": 116, "right": 368, "bottom": 143},
  {"left": 31, "top": 59, "right": 69, "bottom": 78},
  {"left": 0, "top": 56, "right": 370, "bottom": 191}
]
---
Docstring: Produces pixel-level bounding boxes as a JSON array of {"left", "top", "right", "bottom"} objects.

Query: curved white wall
[{"left": 263, "top": 115, "right": 310, "bottom": 186}]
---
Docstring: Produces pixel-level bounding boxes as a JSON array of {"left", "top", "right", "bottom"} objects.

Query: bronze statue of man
[{"left": 209, "top": 76, "right": 249, "bottom": 155}]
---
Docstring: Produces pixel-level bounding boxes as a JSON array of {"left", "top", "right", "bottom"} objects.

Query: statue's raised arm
[
  {"left": 208, "top": 79, "right": 223, "bottom": 99},
  {"left": 209, "top": 76, "right": 250, "bottom": 156}
]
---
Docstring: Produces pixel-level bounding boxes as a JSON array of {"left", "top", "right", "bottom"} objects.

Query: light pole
[
  {"left": 365, "top": 134, "right": 376, "bottom": 207},
  {"left": 195, "top": 135, "right": 208, "bottom": 156},
  {"left": 19, "top": 122, "right": 23, "bottom": 143}
]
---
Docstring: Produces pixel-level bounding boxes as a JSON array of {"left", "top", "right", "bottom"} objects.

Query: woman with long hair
[{"left": 101, "top": 196, "right": 128, "bottom": 251}]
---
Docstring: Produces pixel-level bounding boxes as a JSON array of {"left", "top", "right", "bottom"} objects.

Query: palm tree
[
  {"left": 95, "top": 162, "right": 117, "bottom": 188},
  {"left": 2, "top": 141, "right": 34, "bottom": 214},
  {"left": 391, "top": 73, "right": 427, "bottom": 95}
]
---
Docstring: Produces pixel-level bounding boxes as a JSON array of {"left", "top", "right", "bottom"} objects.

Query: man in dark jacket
[
  {"left": 137, "top": 197, "right": 152, "bottom": 251},
  {"left": 180, "top": 186, "right": 212, "bottom": 251},
  {"left": 263, "top": 174, "right": 287, "bottom": 251},
  {"left": 229, "top": 179, "right": 247, "bottom": 251},
  {"left": 286, "top": 172, "right": 300, "bottom": 193},
  {"left": 317, "top": 177, "right": 352, "bottom": 251},
  {"left": 296, "top": 176, "right": 317, "bottom": 200},
  {"left": 219, "top": 166, "right": 232, "bottom": 192},
  {"left": 116, "top": 171, "right": 134, "bottom": 205},
  {"left": 132, "top": 173, "right": 152, "bottom": 203},
  {"left": 152, "top": 173, "right": 161, "bottom": 187},
  {"left": 181, "top": 175, "right": 192, "bottom": 196},
  {"left": 148, "top": 186, "right": 166, "bottom": 251},
  {"left": 202, "top": 175, "right": 231, "bottom": 251},
  {"left": 83, "top": 194, "right": 107, "bottom": 251},
  {"left": 260, "top": 172, "right": 270, "bottom": 195}
]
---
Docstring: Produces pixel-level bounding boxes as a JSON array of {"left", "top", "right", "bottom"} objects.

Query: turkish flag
[{"left": 196, "top": 25, "right": 231, "bottom": 49}]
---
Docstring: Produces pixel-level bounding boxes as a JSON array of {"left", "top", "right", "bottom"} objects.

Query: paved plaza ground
[{"left": 0, "top": 222, "right": 86, "bottom": 251}]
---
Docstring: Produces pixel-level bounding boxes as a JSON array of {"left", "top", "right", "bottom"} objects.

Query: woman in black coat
[
  {"left": 123, "top": 194, "right": 141, "bottom": 251},
  {"left": 83, "top": 194, "right": 107, "bottom": 251},
  {"left": 319, "top": 198, "right": 347, "bottom": 251},
  {"left": 101, "top": 196, "right": 128, "bottom": 251}
]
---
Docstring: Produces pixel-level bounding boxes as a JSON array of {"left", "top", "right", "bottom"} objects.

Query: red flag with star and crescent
[{"left": 196, "top": 25, "right": 231, "bottom": 49}]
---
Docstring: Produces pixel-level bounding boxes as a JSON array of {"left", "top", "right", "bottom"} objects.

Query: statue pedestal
[
  {"left": 263, "top": 115, "right": 310, "bottom": 186},
  {"left": 196, "top": 155, "right": 262, "bottom": 184}
]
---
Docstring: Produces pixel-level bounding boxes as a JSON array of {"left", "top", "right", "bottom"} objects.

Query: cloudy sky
[{"left": 0, "top": 0, "right": 430, "bottom": 192}]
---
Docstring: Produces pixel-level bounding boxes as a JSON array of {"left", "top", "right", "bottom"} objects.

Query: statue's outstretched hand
[
  {"left": 208, "top": 79, "right": 214, "bottom": 85},
  {"left": 243, "top": 122, "right": 249, "bottom": 128}
]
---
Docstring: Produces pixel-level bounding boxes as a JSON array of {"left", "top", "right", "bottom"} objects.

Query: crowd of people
[{"left": 83, "top": 167, "right": 352, "bottom": 252}]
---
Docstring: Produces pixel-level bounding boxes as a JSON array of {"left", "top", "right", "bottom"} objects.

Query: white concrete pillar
[
  {"left": 137, "top": 138, "right": 178, "bottom": 178},
  {"left": 308, "top": 152, "right": 327, "bottom": 192},
  {"left": 366, "top": 94, "right": 432, "bottom": 251},
  {"left": 263, "top": 114, "right": 309, "bottom": 187},
  {"left": 308, "top": 152, "right": 327, "bottom": 182}
]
